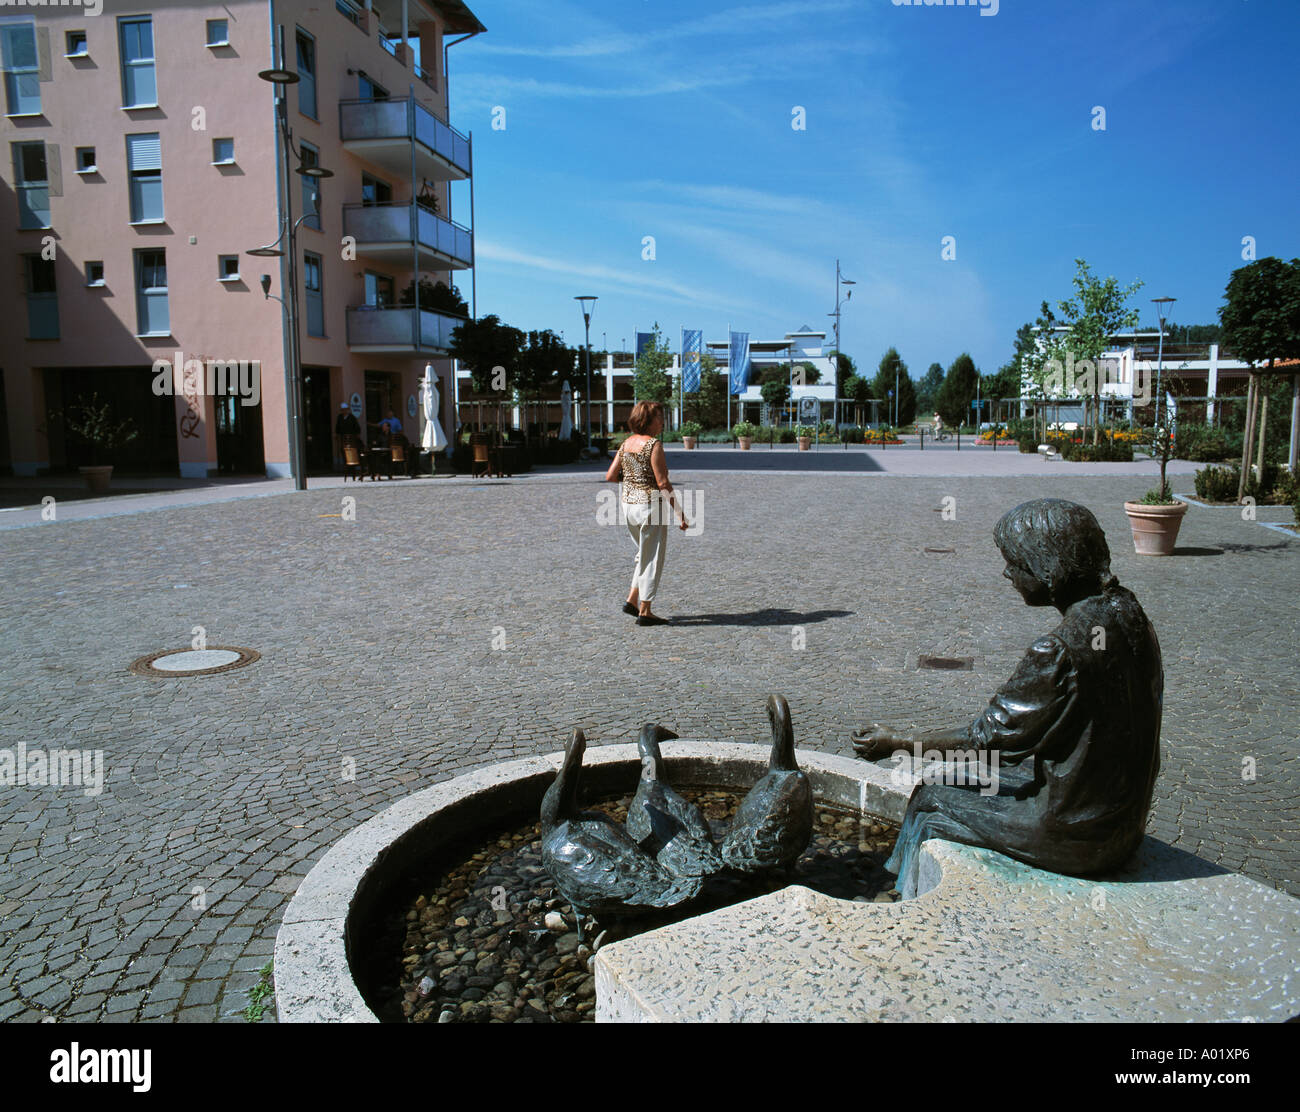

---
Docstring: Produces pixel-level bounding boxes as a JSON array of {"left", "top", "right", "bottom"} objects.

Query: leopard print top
[{"left": 619, "top": 438, "right": 657, "bottom": 505}]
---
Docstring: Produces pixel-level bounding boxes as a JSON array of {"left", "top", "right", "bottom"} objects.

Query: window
[
  {"left": 126, "top": 133, "right": 163, "bottom": 222},
  {"left": 118, "top": 17, "right": 156, "bottom": 108},
  {"left": 13, "top": 142, "right": 50, "bottom": 228},
  {"left": 295, "top": 29, "right": 316, "bottom": 118},
  {"left": 304, "top": 252, "right": 324, "bottom": 337},
  {"left": 212, "top": 137, "right": 234, "bottom": 164},
  {"left": 135, "top": 249, "right": 169, "bottom": 335},
  {"left": 86, "top": 261, "right": 104, "bottom": 286},
  {"left": 76, "top": 146, "right": 96, "bottom": 172},
  {"left": 364, "top": 272, "right": 394, "bottom": 308},
  {"left": 2, "top": 24, "right": 41, "bottom": 115},
  {"left": 299, "top": 141, "right": 320, "bottom": 231},
  {"left": 219, "top": 255, "right": 240, "bottom": 281},
  {"left": 66, "top": 31, "right": 88, "bottom": 57},
  {"left": 24, "top": 255, "right": 58, "bottom": 339},
  {"left": 358, "top": 73, "right": 388, "bottom": 102},
  {"left": 206, "top": 20, "right": 229, "bottom": 47},
  {"left": 361, "top": 173, "right": 391, "bottom": 206}
]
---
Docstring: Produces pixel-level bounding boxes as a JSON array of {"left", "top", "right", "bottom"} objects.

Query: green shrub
[
  {"left": 679, "top": 421, "right": 701, "bottom": 438},
  {"left": 1176, "top": 422, "right": 1236, "bottom": 462},
  {"left": 732, "top": 421, "right": 756, "bottom": 439},
  {"left": 1065, "top": 439, "right": 1134, "bottom": 462},
  {"left": 795, "top": 425, "right": 816, "bottom": 439},
  {"left": 1194, "top": 465, "right": 1238, "bottom": 502},
  {"left": 660, "top": 427, "right": 683, "bottom": 442},
  {"left": 779, "top": 427, "right": 797, "bottom": 443},
  {"left": 1017, "top": 434, "right": 1038, "bottom": 454},
  {"left": 841, "top": 426, "right": 865, "bottom": 444}
]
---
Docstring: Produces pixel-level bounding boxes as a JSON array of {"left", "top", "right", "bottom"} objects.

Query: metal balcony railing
[
  {"left": 342, "top": 202, "right": 473, "bottom": 268},
  {"left": 345, "top": 306, "right": 466, "bottom": 352},
  {"left": 339, "top": 97, "right": 471, "bottom": 180}
]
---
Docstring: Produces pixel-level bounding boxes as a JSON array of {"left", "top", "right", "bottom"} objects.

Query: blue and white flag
[
  {"left": 728, "top": 331, "right": 751, "bottom": 395},
  {"left": 681, "top": 329, "right": 702, "bottom": 393},
  {"left": 635, "top": 332, "right": 655, "bottom": 358}
]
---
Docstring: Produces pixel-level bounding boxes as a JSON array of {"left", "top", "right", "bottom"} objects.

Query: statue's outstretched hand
[{"left": 851, "top": 724, "right": 901, "bottom": 762}]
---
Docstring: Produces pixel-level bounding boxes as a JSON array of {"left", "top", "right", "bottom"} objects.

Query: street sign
[{"left": 798, "top": 396, "right": 819, "bottom": 422}]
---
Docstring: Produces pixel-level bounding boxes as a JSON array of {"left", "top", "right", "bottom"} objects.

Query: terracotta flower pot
[
  {"left": 1124, "top": 500, "right": 1188, "bottom": 556},
  {"left": 798, "top": 437, "right": 811, "bottom": 450},
  {"left": 738, "top": 437, "right": 751, "bottom": 450},
  {"left": 682, "top": 437, "right": 697, "bottom": 450},
  {"left": 79, "top": 465, "right": 113, "bottom": 495}
]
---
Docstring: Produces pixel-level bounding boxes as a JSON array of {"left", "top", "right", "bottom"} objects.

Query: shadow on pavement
[{"left": 668, "top": 607, "right": 853, "bottom": 627}]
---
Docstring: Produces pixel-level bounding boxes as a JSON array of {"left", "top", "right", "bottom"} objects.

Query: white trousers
[{"left": 625, "top": 500, "right": 669, "bottom": 602}]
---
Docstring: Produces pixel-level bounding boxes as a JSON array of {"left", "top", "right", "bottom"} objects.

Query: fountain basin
[
  {"left": 276, "top": 741, "right": 1300, "bottom": 1022},
  {"left": 274, "top": 742, "right": 905, "bottom": 1022}
]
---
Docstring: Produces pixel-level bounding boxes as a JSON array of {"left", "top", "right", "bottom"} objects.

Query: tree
[
  {"left": 833, "top": 351, "right": 856, "bottom": 397},
  {"left": 915, "top": 362, "right": 945, "bottom": 415},
  {"left": 515, "top": 330, "right": 576, "bottom": 400},
  {"left": 633, "top": 322, "right": 673, "bottom": 403},
  {"left": 449, "top": 314, "right": 525, "bottom": 395},
  {"left": 871, "top": 348, "right": 914, "bottom": 425},
  {"left": 1219, "top": 256, "right": 1300, "bottom": 495},
  {"left": 1052, "top": 258, "right": 1144, "bottom": 444},
  {"left": 760, "top": 379, "right": 791, "bottom": 423},
  {"left": 936, "top": 353, "right": 979, "bottom": 427},
  {"left": 843, "top": 374, "right": 872, "bottom": 426},
  {"left": 674, "top": 354, "right": 728, "bottom": 428}
]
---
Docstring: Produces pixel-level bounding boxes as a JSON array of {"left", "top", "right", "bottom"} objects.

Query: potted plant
[
  {"left": 63, "top": 393, "right": 139, "bottom": 494},
  {"left": 680, "top": 421, "right": 701, "bottom": 450},
  {"left": 1124, "top": 424, "right": 1187, "bottom": 555},
  {"left": 732, "top": 420, "right": 756, "bottom": 450},
  {"left": 795, "top": 425, "right": 814, "bottom": 450}
]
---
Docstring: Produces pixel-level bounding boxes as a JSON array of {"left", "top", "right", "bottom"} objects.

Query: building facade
[{"left": 1, "top": 0, "right": 482, "bottom": 477}]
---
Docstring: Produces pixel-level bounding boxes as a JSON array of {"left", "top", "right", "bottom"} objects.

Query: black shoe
[
  {"left": 622, "top": 602, "right": 639, "bottom": 616},
  {"left": 636, "top": 614, "right": 669, "bottom": 626}
]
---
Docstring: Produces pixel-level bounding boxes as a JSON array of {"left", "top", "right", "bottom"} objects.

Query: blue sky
[{"left": 446, "top": 0, "right": 1300, "bottom": 380}]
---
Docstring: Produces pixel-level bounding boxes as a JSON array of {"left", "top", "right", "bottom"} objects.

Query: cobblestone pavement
[{"left": 1, "top": 464, "right": 1296, "bottom": 1021}]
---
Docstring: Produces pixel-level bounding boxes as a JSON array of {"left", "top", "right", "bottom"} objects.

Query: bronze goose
[
  {"left": 540, "top": 728, "right": 702, "bottom": 921},
  {"left": 721, "top": 695, "right": 813, "bottom": 873}
]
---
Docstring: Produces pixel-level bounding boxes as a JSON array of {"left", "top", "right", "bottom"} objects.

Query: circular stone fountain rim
[{"left": 273, "top": 740, "right": 913, "bottom": 1023}]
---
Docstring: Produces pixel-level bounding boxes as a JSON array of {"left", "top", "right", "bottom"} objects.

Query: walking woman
[{"left": 605, "top": 401, "right": 689, "bottom": 626}]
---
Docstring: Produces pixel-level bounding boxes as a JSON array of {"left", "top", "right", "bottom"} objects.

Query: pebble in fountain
[
  {"left": 540, "top": 728, "right": 702, "bottom": 924},
  {"left": 627, "top": 723, "right": 723, "bottom": 878},
  {"left": 721, "top": 694, "right": 813, "bottom": 873}
]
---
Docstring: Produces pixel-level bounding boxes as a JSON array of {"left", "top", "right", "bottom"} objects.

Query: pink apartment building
[{"left": 0, "top": 0, "right": 482, "bottom": 477}]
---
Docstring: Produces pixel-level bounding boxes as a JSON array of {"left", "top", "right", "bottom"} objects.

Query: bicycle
[{"left": 930, "top": 425, "right": 951, "bottom": 442}]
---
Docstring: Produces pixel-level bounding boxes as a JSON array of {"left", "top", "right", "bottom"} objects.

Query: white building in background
[{"left": 452, "top": 324, "right": 842, "bottom": 432}]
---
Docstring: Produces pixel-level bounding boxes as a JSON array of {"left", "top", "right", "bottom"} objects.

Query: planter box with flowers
[
  {"left": 732, "top": 421, "right": 756, "bottom": 450},
  {"left": 679, "top": 421, "right": 701, "bottom": 450},
  {"left": 795, "top": 425, "right": 815, "bottom": 450}
]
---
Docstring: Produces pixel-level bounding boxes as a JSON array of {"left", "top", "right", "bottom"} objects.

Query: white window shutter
[{"left": 126, "top": 133, "right": 162, "bottom": 171}]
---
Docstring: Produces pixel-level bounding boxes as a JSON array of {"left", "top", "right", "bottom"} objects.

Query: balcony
[
  {"left": 339, "top": 97, "right": 471, "bottom": 182},
  {"left": 342, "top": 202, "right": 473, "bottom": 269},
  {"left": 345, "top": 305, "right": 465, "bottom": 355}
]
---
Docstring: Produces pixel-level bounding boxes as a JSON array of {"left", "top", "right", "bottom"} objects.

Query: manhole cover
[
  {"left": 129, "top": 647, "right": 260, "bottom": 677},
  {"left": 918, "top": 655, "right": 973, "bottom": 671}
]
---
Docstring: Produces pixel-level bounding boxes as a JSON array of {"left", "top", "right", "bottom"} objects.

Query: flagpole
[{"left": 726, "top": 321, "right": 731, "bottom": 433}]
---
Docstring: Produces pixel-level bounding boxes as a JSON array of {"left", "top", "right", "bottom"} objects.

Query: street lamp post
[
  {"left": 829, "top": 259, "right": 855, "bottom": 429},
  {"left": 247, "top": 27, "right": 333, "bottom": 491},
  {"left": 574, "top": 296, "right": 598, "bottom": 452}
]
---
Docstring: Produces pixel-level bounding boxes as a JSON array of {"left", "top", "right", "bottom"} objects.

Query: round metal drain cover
[{"left": 129, "top": 646, "right": 260, "bottom": 677}]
